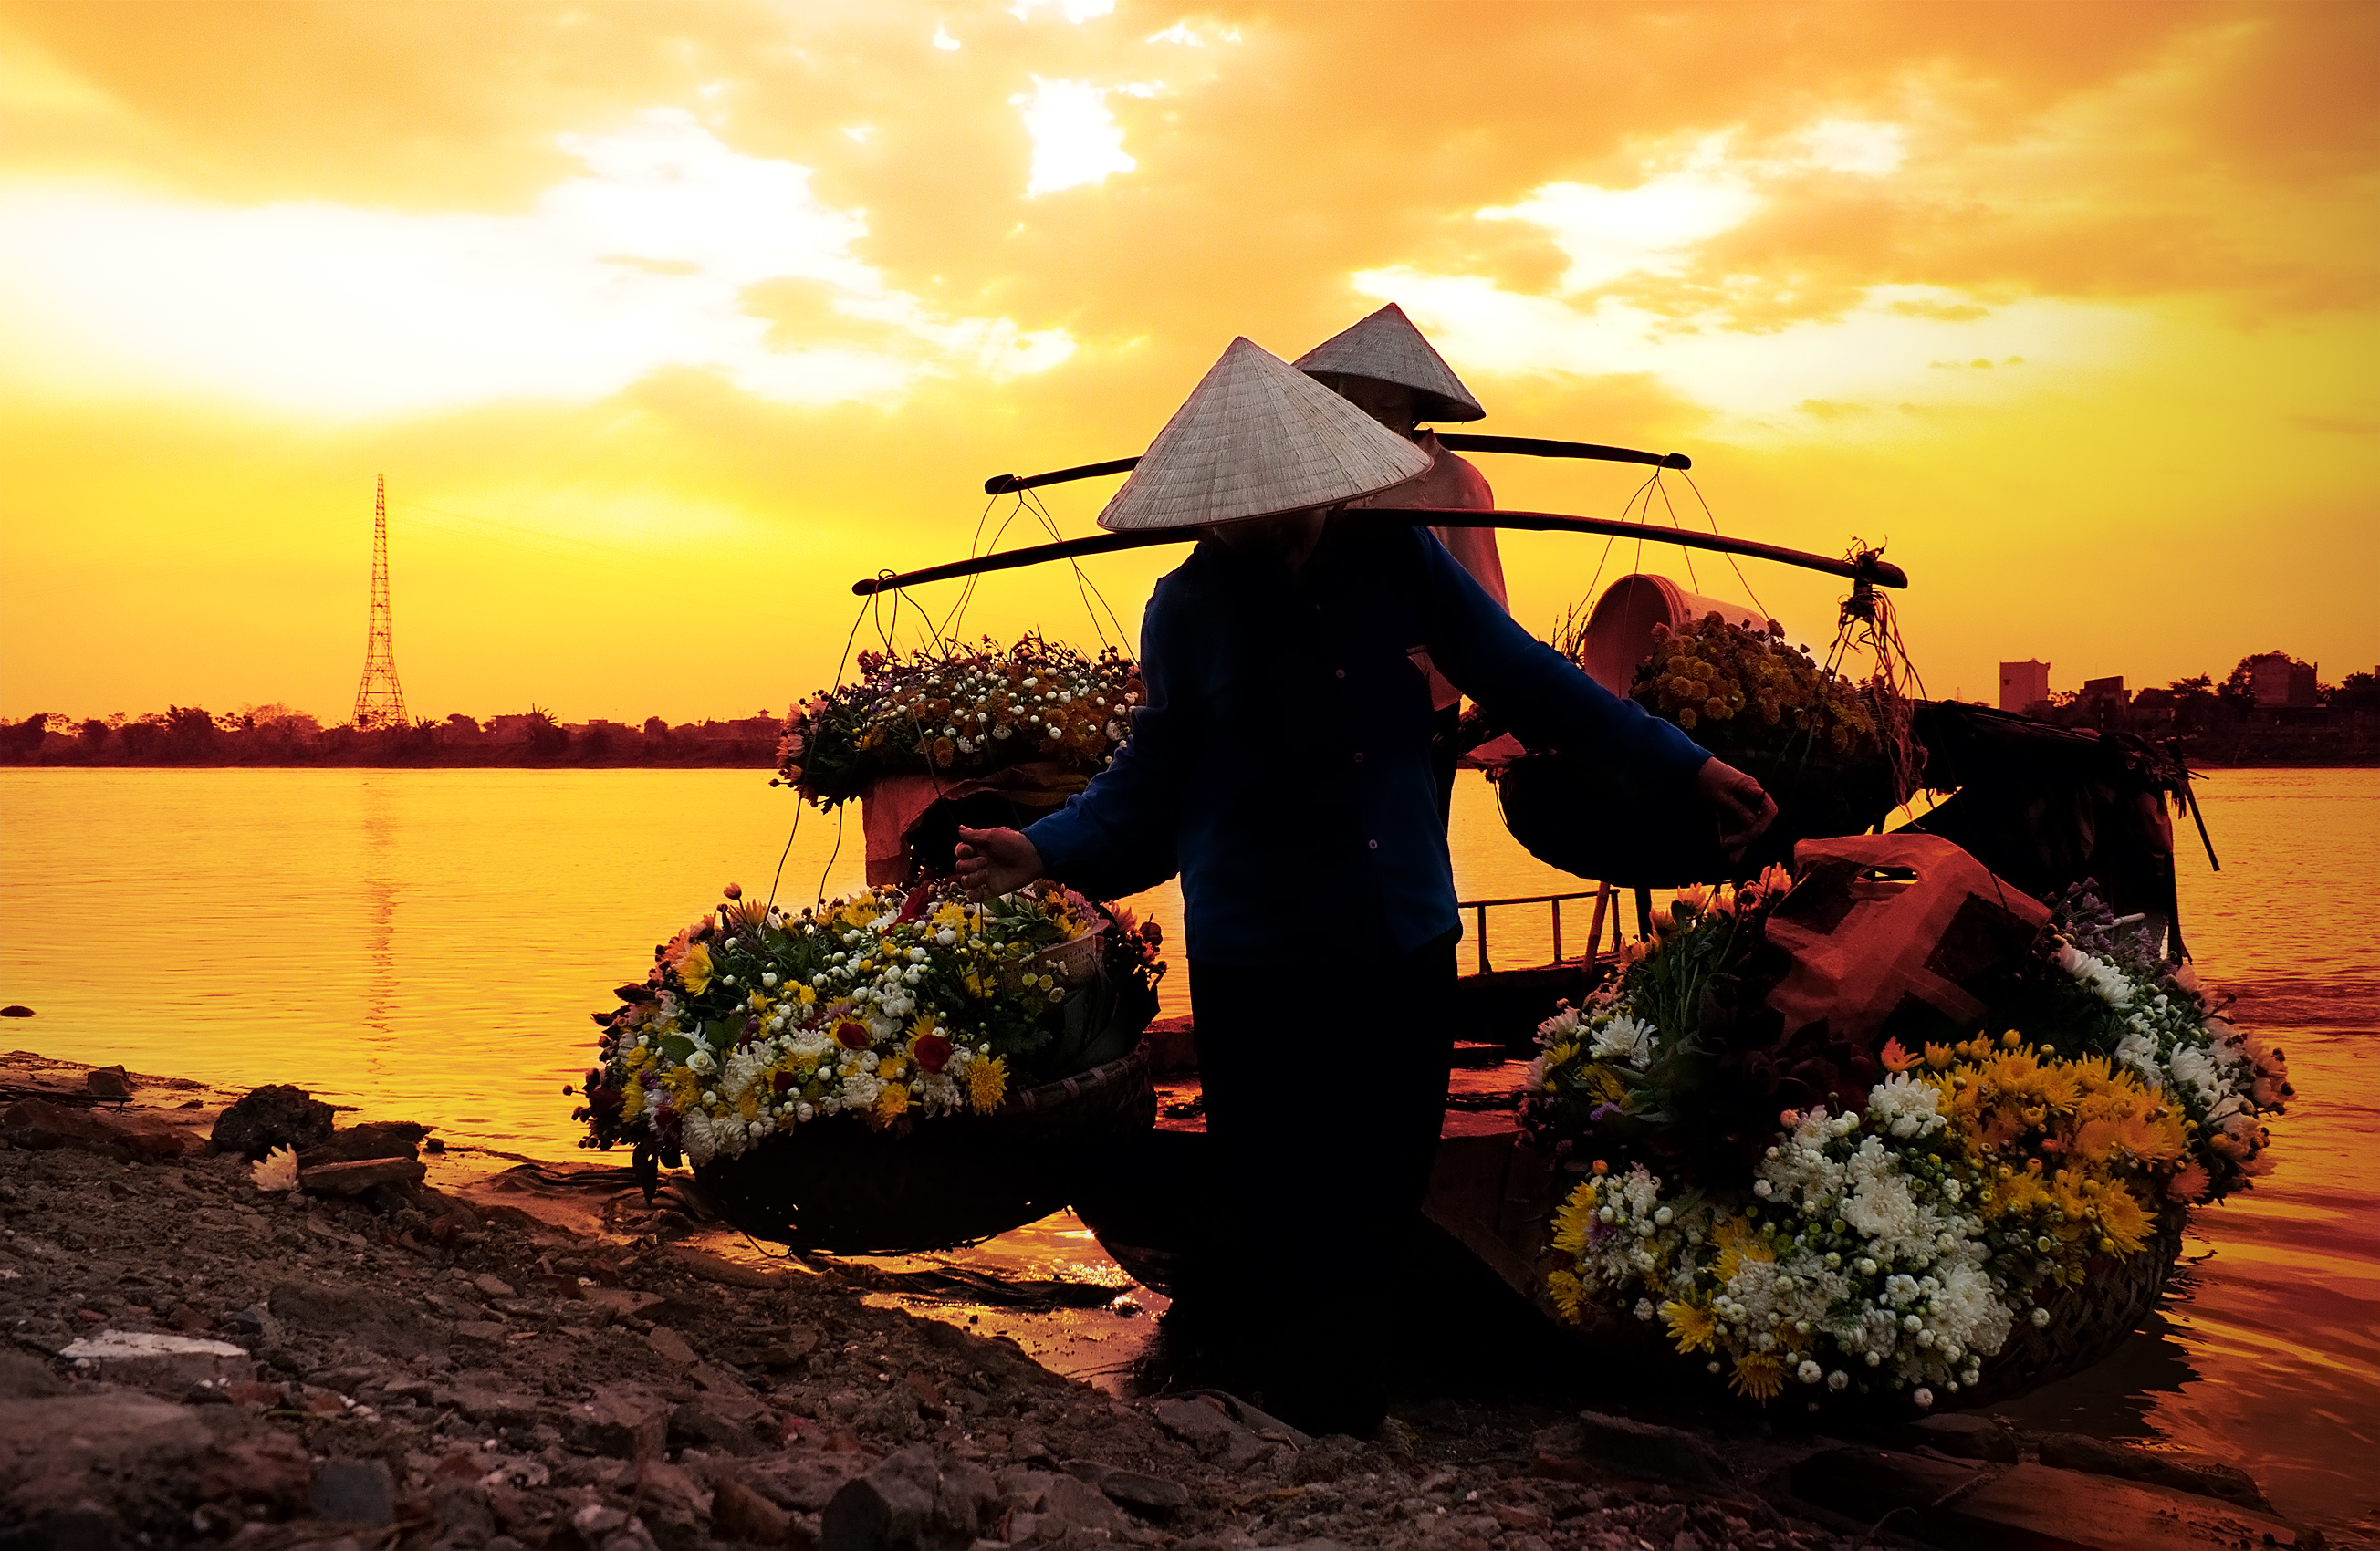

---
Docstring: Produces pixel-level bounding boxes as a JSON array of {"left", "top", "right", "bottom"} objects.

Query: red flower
[
  {"left": 896, "top": 880, "right": 934, "bottom": 924},
  {"left": 833, "top": 1018, "right": 872, "bottom": 1050},
  {"left": 913, "top": 1034, "right": 953, "bottom": 1074}
]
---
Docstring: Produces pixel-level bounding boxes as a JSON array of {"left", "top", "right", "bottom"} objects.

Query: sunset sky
[{"left": 1, "top": 0, "right": 2373, "bottom": 725}]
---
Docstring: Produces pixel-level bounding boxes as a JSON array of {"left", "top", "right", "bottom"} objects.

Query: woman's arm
[
  {"left": 963, "top": 584, "right": 1194, "bottom": 900},
  {"left": 1416, "top": 531, "right": 1776, "bottom": 853}
]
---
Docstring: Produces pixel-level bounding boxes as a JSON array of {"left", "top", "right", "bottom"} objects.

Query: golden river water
[{"left": 0, "top": 765, "right": 2373, "bottom": 1541}]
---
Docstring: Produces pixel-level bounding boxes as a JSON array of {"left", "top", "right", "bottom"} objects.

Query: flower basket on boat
[
  {"left": 1521, "top": 833, "right": 2288, "bottom": 1414},
  {"left": 574, "top": 880, "right": 1164, "bottom": 1254},
  {"left": 1497, "top": 610, "right": 1903, "bottom": 888}
]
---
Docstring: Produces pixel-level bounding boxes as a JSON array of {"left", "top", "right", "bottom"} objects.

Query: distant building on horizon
[
  {"left": 2247, "top": 652, "right": 2319, "bottom": 709},
  {"left": 1999, "top": 659, "right": 2051, "bottom": 713},
  {"left": 2078, "top": 675, "right": 2129, "bottom": 725}
]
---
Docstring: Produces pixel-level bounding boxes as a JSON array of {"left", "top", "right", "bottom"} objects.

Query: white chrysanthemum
[
  {"left": 680, "top": 1107, "right": 722, "bottom": 1166},
  {"left": 1591, "top": 1014, "right": 1657, "bottom": 1069},
  {"left": 2055, "top": 943, "right": 2135, "bottom": 1007},
  {"left": 1929, "top": 1262, "right": 2014, "bottom": 1359},
  {"left": 1867, "top": 1075, "right": 1943, "bottom": 1139},
  {"left": 1840, "top": 1138, "right": 1920, "bottom": 1250},
  {"left": 721, "top": 1047, "right": 767, "bottom": 1105}
]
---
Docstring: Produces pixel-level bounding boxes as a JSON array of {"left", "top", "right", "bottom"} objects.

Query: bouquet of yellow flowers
[
  {"left": 1627, "top": 613, "right": 1881, "bottom": 758},
  {"left": 574, "top": 880, "right": 1164, "bottom": 1173},
  {"left": 779, "top": 636, "right": 1141, "bottom": 807}
]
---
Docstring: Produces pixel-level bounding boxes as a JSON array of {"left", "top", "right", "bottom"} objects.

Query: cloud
[
  {"left": 1007, "top": 0, "right": 1114, "bottom": 22},
  {"left": 0, "top": 108, "right": 1073, "bottom": 418},
  {"left": 1480, "top": 149, "right": 1764, "bottom": 294},
  {"left": 1147, "top": 23, "right": 1201, "bottom": 47},
  {"left": 1009, "top": 77, "right": 1160, "bottom": 197},
  {"left": 932, "top": 26, "right": 961, "bottom": 51},
  {"left": 1797, "top": 119, "right": 1906, "bottom": 176},
  {"left": 1352, "top": 270, "right": 2137, "bottom": 422}
]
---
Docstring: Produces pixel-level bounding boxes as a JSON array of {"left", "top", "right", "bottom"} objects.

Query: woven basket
[
  {"left": 1496, "top": 742, "right": 1897, "bottom": 888},
  {"left": 1952, "top": 1205, "right": 2188, "bottom": 1409},
  {"left": 694, "top": 1015, "right": 1156, "bottom": 1256}
]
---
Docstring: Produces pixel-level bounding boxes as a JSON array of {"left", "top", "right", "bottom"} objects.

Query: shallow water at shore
[{"left": 1, "top": 765, "right": 2374, "bottom": 1540}]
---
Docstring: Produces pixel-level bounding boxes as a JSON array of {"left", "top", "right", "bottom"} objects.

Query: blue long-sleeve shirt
[{"left": 1024, "top": 520, "right": 1712, "bottom": 966}]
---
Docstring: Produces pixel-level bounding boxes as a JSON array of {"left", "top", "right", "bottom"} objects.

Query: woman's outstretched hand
[
  {"left": 1696, "top": 758, "right": 1779, "bottom": 861},
  {"left": 954, "top": 826, "right": 1043, "bottom": 900}
]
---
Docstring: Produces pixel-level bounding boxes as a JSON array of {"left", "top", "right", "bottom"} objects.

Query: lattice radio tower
[{"left": 351, "top": 474, "right": 409, "bottom": 729}]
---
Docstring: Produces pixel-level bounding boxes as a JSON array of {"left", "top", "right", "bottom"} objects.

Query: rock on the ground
[
  {"left": 308, "top": 1457, "right": 396, "bottom": 1526},
  {"left": 822, "top": 1444, "right": 998, "bottom": 1551},
  {"left": 1, "top": 1097, "right": 190, "bottom": 1160},
  {"left": 297, "top": 1155, "right": 427, "bottom": 1195},
  {"left": 0, "top": 1390, "right": 309, "bottom": 1540},
  {"left": 565, "top": 1382, "right": 672, "bottom": 1460},
  {"left": 213, "top": 1083, "right": 335, "bottom": 1159},
  {"left": 1067, "top": 1459, "right": 1191, "bottom": 1517},
  {"left": 85, "top": 1065, "right": 135, "bottom": 1100},
  {"left": 712, "top": 1472, "right": 793, "bottom": 1544},
  {"left": 59, "top": 1330, "right": 253, "bottom": 1390},
  {"left": 1911, "top": 1411, "right": 2020, "bottom": 1463},
  {"left": 1534, "top": 1410, "right": 1734, "bottom": 1489},
  {"left": 296, "top": 1119, "right": 428, "bottom": 1168}
]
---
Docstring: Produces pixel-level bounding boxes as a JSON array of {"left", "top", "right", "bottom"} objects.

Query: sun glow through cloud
[
  {"left": 0, "top": 109, "right": 1072, "bottom": 416},
  {"left": 1009, "top": 77, "right": 1158, "bottom": 196}
]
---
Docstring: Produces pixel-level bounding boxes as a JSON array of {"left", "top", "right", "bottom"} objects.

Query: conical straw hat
[
  {"left": 1293, "top": 302, "right": 1486, "bottom": 422},
  {"left": 1097, "top": 338, "right": 1433, "bottom": 533}
]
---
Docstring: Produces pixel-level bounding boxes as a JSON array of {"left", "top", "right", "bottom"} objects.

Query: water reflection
[{"left": 361, "top": 775, "right": 397, "bottom": 1046}]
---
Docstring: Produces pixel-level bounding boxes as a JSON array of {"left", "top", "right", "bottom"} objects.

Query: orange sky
[{"left": 1, "top": 0, "right": 2374, "bottom": 724}]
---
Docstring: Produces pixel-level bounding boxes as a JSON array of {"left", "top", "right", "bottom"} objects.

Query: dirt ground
[{"left": 0, "top": 1054, "right": 2318, "bottom": 1551}]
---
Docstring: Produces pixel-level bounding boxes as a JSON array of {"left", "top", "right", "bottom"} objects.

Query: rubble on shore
[{"left": 0, "top": 1055, "right": 2326, "bottom": 1551}]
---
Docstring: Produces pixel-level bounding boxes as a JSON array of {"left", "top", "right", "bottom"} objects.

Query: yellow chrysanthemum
[
  {"left": 1711, "top": 1215, "right": 1774, "bottom": 1282},
  {"left": 737, "top": 1089, "right": 761, "bottom": 1122},
  {"left": 620, "top": 1078, "right": 647, "bottom": 1118},
  {"left": 908, "top": 1013, "right": 938, "bottom": 1043},
  {"left": 1583, "top": 1064, "right": 1630, "bottom": 1106},
  {"left": 677, "top": 942, "right": 713, "bottom": 995},
  {"left": 1730, "top": 1353, "right": 1786, "bottom": 1402},
  {"left": 2096, "top": 1181, "right": 2153, "bottom": 1256},
  {"left": 1546, "top": 1270, "right": 1585, "bottom": 1324},
  {"left": 1662, "top": 1300, "right": 1717, "bottom": 1354},
  {"left": 796, "top": 984, "right": 817, "bottom": 1005},
  {"left": 965, "top": 1054, "right": 1009, "bottom": 1111},
  {"left": 1550, "top": 1182, "right": 1598, "bottom": 1258},
  {"left": 871, "top": 1082, "right": 911, "bottom": 1128}
]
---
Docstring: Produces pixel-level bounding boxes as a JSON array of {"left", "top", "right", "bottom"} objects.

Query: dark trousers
[{"left": 1185, "top": 928, "right": 1458, "bottom": 1434}]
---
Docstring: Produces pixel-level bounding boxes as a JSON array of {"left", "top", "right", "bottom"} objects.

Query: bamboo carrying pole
[
  {"left": 850, "top": 508, "right": 1909, "bottom": 596},
  {"left": 980, "top": 434, "right": 1687, "bottom": 494}
]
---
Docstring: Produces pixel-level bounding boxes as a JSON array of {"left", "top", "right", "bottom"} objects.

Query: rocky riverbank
[{"left": 0, "top": 1054, "right": 2327, "bottom": 1551}]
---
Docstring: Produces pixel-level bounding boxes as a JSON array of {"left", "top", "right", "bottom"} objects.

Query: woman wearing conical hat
[
  {"left": 1298, "top": 302, "right": 1504, "bottom": 827},
  {"left": 956, "top": 338, "right": 1774, "bottom": 1437}
]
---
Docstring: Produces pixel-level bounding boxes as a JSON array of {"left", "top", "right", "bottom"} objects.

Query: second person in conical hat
[
  {"left": 1297, "top": 302, "right": 1506, "bottom": 826},
  {"left": 955, "top": 336, "right": 1775, "bottom": 1437}
]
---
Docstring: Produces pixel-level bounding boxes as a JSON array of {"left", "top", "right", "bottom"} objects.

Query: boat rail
[{"left": 1455, "top": 885, "right": 1626, "bottom": 976}]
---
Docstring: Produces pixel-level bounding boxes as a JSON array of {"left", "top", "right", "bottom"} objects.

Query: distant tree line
[
  {"left": 2035, "top": 654, "right": 2378, "bottom": 732},
  {"left": 0, "top": 703, "right": 785, "bottom": 767}
]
